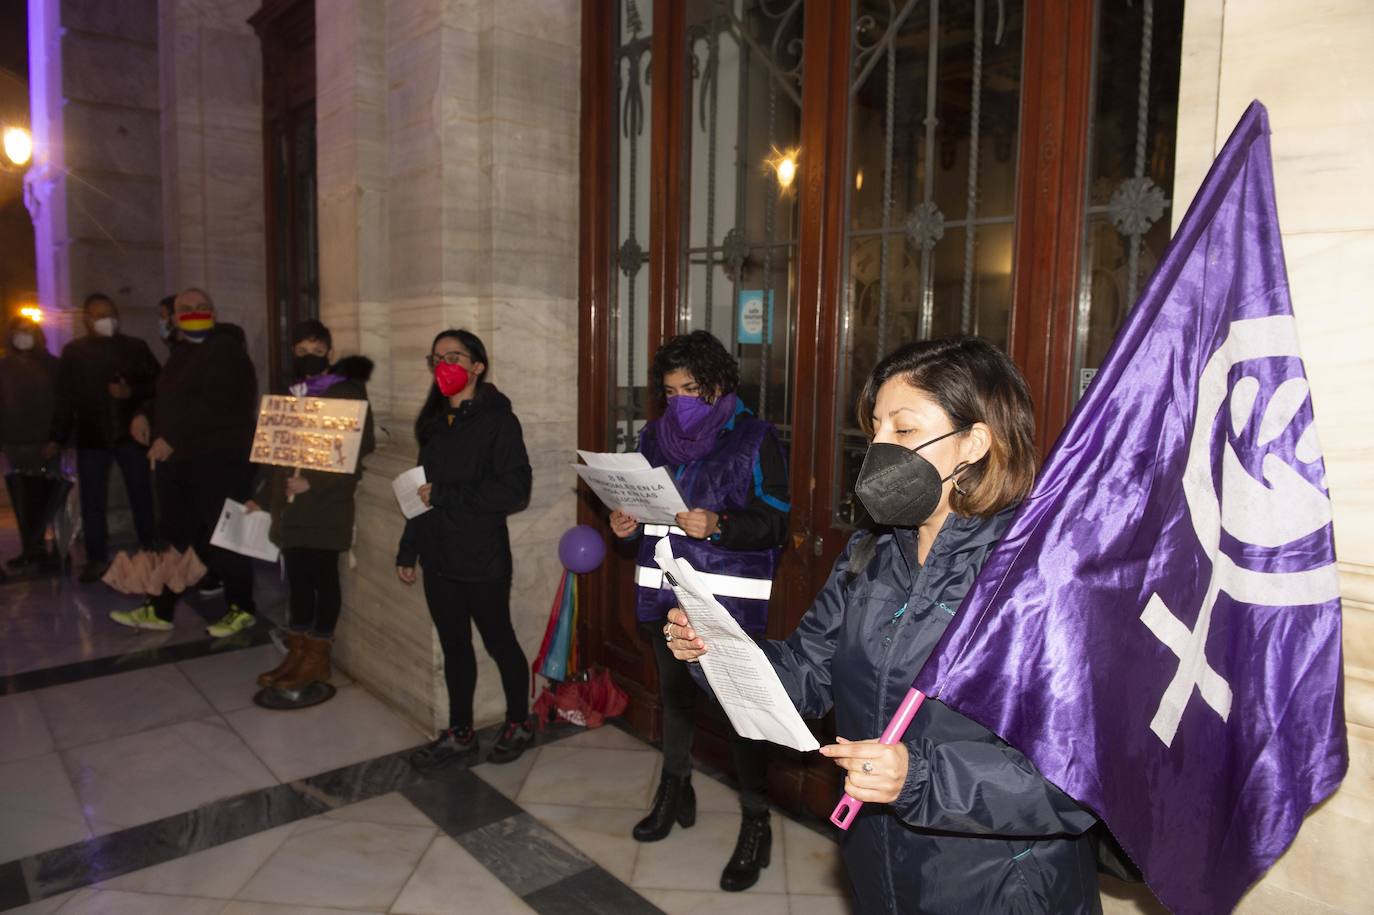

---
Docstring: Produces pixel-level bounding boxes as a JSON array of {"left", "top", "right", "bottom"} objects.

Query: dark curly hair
[
  {"left": 650, "top": 331, "right": 739, "bottom": 409},
  {"left": 858, "top": 336, "right": 1037, "bottom": 518}
]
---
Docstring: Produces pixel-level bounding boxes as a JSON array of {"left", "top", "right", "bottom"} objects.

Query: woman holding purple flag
[
  {"left": 664, "top": 337, "right": 1101, "bottom": 913},
  {"left": 609, "top": 330, "right": 790, "bottom": 892}
]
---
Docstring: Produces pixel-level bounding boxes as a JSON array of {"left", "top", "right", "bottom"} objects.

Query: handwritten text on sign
[{"left": 250, "top": 396, "right": 369, "bottom": 474}]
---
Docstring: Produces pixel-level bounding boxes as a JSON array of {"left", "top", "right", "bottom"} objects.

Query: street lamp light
[{"left": 3, "top": 126, "right": 32, "bottom": 168}]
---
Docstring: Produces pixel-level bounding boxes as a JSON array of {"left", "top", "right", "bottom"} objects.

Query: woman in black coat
[
  {"left": 665, "top": 337, "right": 1101, "bottom": 914},
  {"left": 396, "top": 329, "right": 534, "bottom": 769}
]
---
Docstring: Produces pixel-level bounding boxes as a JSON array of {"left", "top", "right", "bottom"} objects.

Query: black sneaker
[
  {"left": 197, "top": 572, "right": 224, "bottom": 597},
  {"left": 486, "top": 718, "right": 535, "bottom": 765},
  {"left": 409, "top": 727, "right": 478, "bottom": 770}
]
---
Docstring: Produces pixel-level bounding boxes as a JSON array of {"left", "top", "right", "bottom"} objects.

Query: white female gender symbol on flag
[{"left": 1140, "top": 315, "right": 1341, "bottom": 747}]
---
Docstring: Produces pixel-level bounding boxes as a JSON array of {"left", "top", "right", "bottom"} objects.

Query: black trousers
[
  {"left": 4, "top": 473, "right": 56, "bottom": 558},
  {"left": 76, "top": 442, "right": 158, "bottom": 562},
  {"left": 151, "top": 460, "right": 255, "bottom": 621},
  {"left": 283, "top": 546, "right": 342, "bottom": 636},
  {"left": 421, "top": 571, "right": 529, "bottom": 731},
  {"left": 648, "top": 624, "right": 770, "bottom": 815}
]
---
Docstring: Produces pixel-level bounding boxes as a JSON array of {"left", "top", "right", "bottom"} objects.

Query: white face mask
[
  {"left": 92, "top": 316, "right": 118, "bottom": 337},
  {"left": 11, "top": 332, "right": 34, "bottom": 351}
]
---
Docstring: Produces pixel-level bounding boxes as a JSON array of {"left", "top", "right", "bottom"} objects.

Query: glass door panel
[
  {"left": 609, "top": 0, "right": 656, "bottom": 452},
  {"left": 833, "top": 0, "right": 1024, "bottom": 528},
  {"left": 680, "top": 0, "right": 805, "bottom": 433}
]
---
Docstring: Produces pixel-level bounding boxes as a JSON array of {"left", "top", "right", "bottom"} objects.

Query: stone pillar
[
  {"left": 25, "top": 0, "right": 164, "bottom": 346},
  {"left": 158, "top": 0, "right": 268, "bottom": 393},
  {"left": 321, "top": 0, "right": 581, "bottom": 734}
]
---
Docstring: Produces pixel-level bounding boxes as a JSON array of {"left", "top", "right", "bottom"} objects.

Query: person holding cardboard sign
[
  {"left": 609, "top": 330, "right": 790, "bottom": 893},
  {"left": 249, "top": 320, "right": 375, "bottom": 693},
  {"left": 396, "top": 330, "right": 535, "bottom": 769}
]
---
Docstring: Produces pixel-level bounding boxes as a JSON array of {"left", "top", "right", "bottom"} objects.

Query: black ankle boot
[
  {"left": 719, "top": 811, "right": 771, "bottom": 892},
  {"left": 632, "top": 772, "right": 696, "bottom": 842}
]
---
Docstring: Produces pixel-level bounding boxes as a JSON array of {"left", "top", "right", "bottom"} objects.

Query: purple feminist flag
[{"left": 914, "top": 101, "right": 1346, "bottom": 914}]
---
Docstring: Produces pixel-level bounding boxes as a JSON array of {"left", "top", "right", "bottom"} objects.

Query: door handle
[{"left": 813, "top": 534, "right": 824, "bottom": 558}]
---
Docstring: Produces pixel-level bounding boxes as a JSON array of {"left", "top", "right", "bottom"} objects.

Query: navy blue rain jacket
[{"left": 761, "top": 511, "right": 1101, "bottom": 914}]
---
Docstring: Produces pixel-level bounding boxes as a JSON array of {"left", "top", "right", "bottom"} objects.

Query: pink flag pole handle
[{"left": 829, "top": 687, "right": 927, "bottom": 830}]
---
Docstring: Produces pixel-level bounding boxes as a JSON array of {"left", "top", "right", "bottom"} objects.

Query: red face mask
[{"left": 435, "top": 362, "right": 471, "bottom": 397}]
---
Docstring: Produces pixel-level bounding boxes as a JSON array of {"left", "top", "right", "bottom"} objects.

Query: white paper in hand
[
  {"left": 210, "top": 500, "right": 280, "bottom": 563},
  {"left": 392, "top": 466, "right": 431, "bottom": 519},
  {"left": 654, "top": 538, "right": 819, "bottom": 752}
]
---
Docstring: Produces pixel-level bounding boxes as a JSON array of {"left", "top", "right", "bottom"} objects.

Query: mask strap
[
  {"left": 913, "top": 425, "right": 970, "bottom": 453},
  {"left": 946, "top": 460, "right": 972, "bottom": 494}
]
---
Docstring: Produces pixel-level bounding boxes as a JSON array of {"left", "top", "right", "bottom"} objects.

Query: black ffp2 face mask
[
  {"left": 293, "top": 353, "right": 330, "bottom": 378},
  {"left": 854, "top": 429, "right": 968, "bottom": 527}
]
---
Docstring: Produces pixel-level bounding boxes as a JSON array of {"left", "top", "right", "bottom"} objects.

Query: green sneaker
[
  {"left": 110, "top": 603, "right": 173, "bottom": 632},
  {"left": 206, "top": 607, "right": 256, "bottom": 638}
]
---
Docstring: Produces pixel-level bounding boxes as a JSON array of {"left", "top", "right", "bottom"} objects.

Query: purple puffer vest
[{"left": 634, "top": 409, "right": 779, "bottom": 635}]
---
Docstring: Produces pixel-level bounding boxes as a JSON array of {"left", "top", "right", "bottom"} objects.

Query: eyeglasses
[{"left": 426, "top": 351, "right": 470, "bottom": 369}]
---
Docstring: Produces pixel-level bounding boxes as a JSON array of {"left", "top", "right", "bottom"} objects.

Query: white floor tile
[
  {"left": 54, "top": 888, "right": 226, "bottom": 915},
  {"left": 176, "top": 644, "right": 282, "bottom": 713},
  {"left": 64, "top": 717, "right": 278, "bottom": 833},
  {"left": 322, "top": 791, "right": 433, "bottom": 827},
  {"left": 235, "top": 817, "right": 435, "bottom": 910},
  {"left": 96, "top": 823, "right": 295, "bottom": 898},
  {"left": 780, "top": 820, "right": 848, "bottom": 897},
  {"left": 638, "top": 888, "right": 790, "bottom": 915},
  {"left": 390, "top": 835, "right": 536, "bottom": 915},
  {"left": 221, "top": 904, "right": 386, "bottom": 915},
  {"left": 0, "top": 752, "right": 91, "bottom": 860},
  {"left": 522, "top": 802, "right": 645, "bottom": 884},
  {"left": 0, "top": 890, "right": 77, "bottom": 915},
  {"left": 33, "top": 665, "right": 213, "bottom": 749},
  {"left": 631, "top": 810, "right": 787, "bottom": 895},
  {"left": 222, "top": 686, "right": 425, "bottom": 783},
  {"left": 517, "top": 744, "right": 659, "bottom": 810},
  {"left": 0, "top": 691, "right": 54, "bottom": 763},
  {"left": 550, "top": 725, "right": 656, "bottom": 753},
  {"left": 788, "top": 893, "right": 858, "bottom": 914},
  {"left": 691, "top": 768, "right": 750, "bottom": 814}
]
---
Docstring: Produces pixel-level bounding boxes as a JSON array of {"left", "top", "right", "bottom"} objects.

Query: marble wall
[
  {"left": 25, "top": 0, "right": 164, "bottom": 346},
  {"left": 1100, "top": 2, "right": 1374, "bottom": 913},
  {"left": 319, "top": 0, "right": 581, "bottom": 734},
  {"left": 158, "top": 0, "right": 269, "bottom": 394}
]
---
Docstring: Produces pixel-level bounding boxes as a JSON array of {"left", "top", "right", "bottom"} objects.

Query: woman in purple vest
[{"left": 609, "top": 330, "right": 790, "bottom": 892}]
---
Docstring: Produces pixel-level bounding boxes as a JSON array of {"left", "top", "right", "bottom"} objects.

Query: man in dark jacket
[
  {"left": 1, "top": 319, "right": 61, "bottom": 573},
  {"left": 47, "top": 293, "right": 160, "bottom": 581},
  {"left": 111, "top": 287, "right": 260, "bottom": 637}
]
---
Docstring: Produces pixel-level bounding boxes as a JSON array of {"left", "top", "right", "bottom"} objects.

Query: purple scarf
[
  {"left": 657, "top": 392, "right": 736, "bottom": 465},
  {"left": 291, "top": 373, "right": 346, "bottom": 397}
]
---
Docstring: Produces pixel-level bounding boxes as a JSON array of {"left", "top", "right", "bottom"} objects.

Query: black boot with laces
[
  {"left": 409, "top": 726, "right": 478, "bottom": 770},
  {"left": 719, "top": 810, "right": 771, "bottom": 892},
  {"left": 632, "top": 771, "right": 696, "bottom": 841}
]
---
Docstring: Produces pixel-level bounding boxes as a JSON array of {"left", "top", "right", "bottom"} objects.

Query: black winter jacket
[
  {"left": 49, "top": 332, "right": 160, "bottom": 449},
  {"left": 396, "top": 385, "right": 531, "bottom": 582},
  {"left": 762, "top": 512, "right": 1100, "bottom": 915},
  {"left": 254, "top": 357, "right": 376, "bottom": 552},
  {"left": 143, "top": 323, "right": 257, "bottom": 464}
]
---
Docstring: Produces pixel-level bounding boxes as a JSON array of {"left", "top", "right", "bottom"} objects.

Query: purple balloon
[{"left": 558, "top": 524, "right": 607, "bottom": 573}]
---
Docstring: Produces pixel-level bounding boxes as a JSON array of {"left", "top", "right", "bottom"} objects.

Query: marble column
[
  {"left": 158, "top": 0, "right": 268, "bottom": 393},
  {"left": 323, "top": 0, "right": 582, "bottom": 734},
  {"left": 25, "top": 0, "right": 164, "bottom": 346}
]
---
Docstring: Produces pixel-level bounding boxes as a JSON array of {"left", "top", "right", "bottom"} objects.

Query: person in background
[
  {"left": 397, "top": 329, "right": 535, "bottom": 768},
  {"left": 110, "top": 288, "right": 259, "bottom": 637},
  {"left": 47, "top": 293, "right": 159, "bottom": 582},
  {"left": 664, "top": 337, "right": 1100, "bottom": 914},
  {"left": 1, "top": 318, "right": 61, "bottom": 575},
  {"left": 156, "top": 295, "right": 179, "bottom": 351},
  {"left": 609, "top": 330, "right": 790, "bottom": 892},
  {"left": 249, "top": 319, "right": 374, "bottom": 691}
]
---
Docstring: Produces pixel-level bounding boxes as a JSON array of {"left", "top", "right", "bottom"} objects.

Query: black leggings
[
  {"left": 421, "top": 572, "right": 529, "bottom": 731},
  {"left": 284, "top": 547, "right": 342, "bottom": 636},
  {"left": 648, "top": 623, "right": 770, "bottom": 815},
  {"left": 152, "top": 460, "right": 255, "bottom": 621}
]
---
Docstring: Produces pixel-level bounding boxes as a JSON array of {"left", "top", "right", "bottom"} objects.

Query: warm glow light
[
  {"left": 765, "top": 146, "right": 799, "bottom": 191},
  {"left": 3, "top": 127, "right": 32, "bottom": 167},
  {"left": 19, "top": 306, "right": 43, "bottom": 323},
  {"left": 855, "top": 169, "right": 864, "bottom": 191}
]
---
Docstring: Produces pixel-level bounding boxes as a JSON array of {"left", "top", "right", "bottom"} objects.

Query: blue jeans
[{"left": 76, "top": 442, "right": 157, "bottom": 563}]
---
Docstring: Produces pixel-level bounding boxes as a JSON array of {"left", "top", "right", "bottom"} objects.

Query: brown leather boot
[
  {"left": 257, "top": 632, "right": 307, "bottom": 688},
  {"left": 277, "top": 635, "right": 332, "bottom": 691}
]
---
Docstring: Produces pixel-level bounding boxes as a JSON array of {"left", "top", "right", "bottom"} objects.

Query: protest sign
[{"left": 250, "top": 395, "right": 370, "bottom": 474}]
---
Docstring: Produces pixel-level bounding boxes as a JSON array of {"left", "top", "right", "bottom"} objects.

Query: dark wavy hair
[
  {"left": 857, "top": 336, "right": 1037, "bottom": 518},
  {"left": 650, "top": 330, "right": 739, "bottom": 409},
  {"left": 414, "top": 328, "right": 489, "bottom": 446}
]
